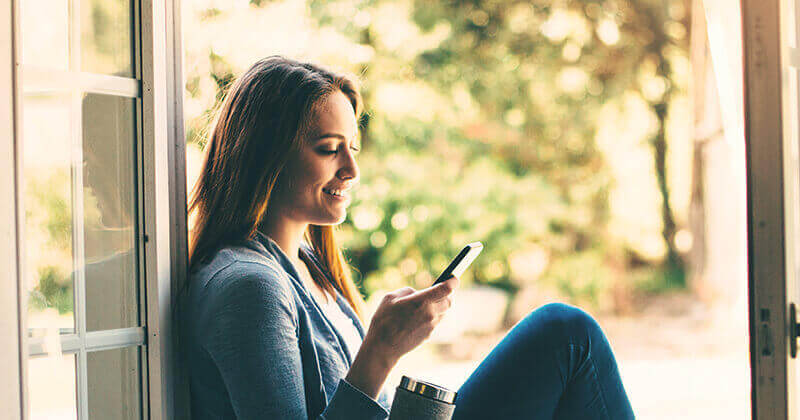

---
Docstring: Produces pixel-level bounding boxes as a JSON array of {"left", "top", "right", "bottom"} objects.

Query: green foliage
[
  {"left": 629, "top": 261, "right": 687, "bottom": 294},
  {"left": 307, "top": 0, "right": 689, "bottom": 307},
  {"left": 341, "top": 114, "right": 601, "bottom": 297},
  {"left": 25, "top": 171, "right": 74, "bottom": 315},
  {"left": 82, "top": 0, "right": 133, "bottom": 75},
  {"left": 251, "top": 0, "right": 282, "bottom": 6},
  {"left": 201, "top": 8, "right": 224, "bottom": 20},
  {"left": 210, "top": 51, "right": 236, "bottom": 102},
  {"left": 29, "top": 266, "right": 73, "bottom": 315},
  {"left": 540, "top": 248, "right": 615, "bottom": 308},
  {"left": 29, "top": 172, "right": 72, "bottom": 250}
]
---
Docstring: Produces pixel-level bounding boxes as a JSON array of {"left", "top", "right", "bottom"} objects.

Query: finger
[
  {"left": 437, "top": 276, "right": 459, "bottom": 295},
  {"left": 386, "top": 286, "right": 416, "bottom": 300},
  {"left": 396, "top": 286, "right": 416, "bottom": 296},
  {"left": 407, "top": 276, "right": 458, "bottom": 302}
]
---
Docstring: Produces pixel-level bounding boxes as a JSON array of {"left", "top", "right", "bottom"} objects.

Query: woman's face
[{"left": 270, "top": 90, "right": 360, "bottom": 226}]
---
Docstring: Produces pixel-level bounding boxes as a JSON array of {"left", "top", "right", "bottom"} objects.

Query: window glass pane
[
  {"left": 20, "top": 0, "right": 70, "bottom": 70},
  {"left": 28, "top": 354, "right": 78, "bottom": 420},
  {"left": 23, "top": 94, "right": 75, "bottom": 334},
  {"left": 82, "top": 93, "right": 139, "bottom": 331},
  {"left": 81, "top": 0, "right": 134, "bottom": 77},
  {"left": 86, "top": 346, "right": 142, "bottom": 419}
]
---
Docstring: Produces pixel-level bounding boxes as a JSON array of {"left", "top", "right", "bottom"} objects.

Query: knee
[{"left": 528, "top": 303, "right": 605, "bottom": 346}]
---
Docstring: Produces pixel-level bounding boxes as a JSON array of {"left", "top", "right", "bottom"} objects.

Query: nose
[{"left": 337, "top": 147, "right": 360, "bottom": 183}]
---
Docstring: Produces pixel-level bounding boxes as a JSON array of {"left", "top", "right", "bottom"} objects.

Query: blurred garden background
[{"left": 179, "top": 0, "right": 750, "bottom": 418}]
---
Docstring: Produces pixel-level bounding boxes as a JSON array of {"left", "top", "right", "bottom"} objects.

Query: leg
[{"left": 452, "top": 303, "right": 634, "bottom": 420}]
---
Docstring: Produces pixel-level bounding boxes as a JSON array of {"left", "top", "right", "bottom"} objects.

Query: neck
[{"left": 259, "top": 209, "right": 308, "bottom": 266}]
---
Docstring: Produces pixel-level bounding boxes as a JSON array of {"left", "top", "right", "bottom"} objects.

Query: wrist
[
  {"left": 360, "top": 334, "right": 398, "bottom": 371},
  {"left": 345, "top": 337, "right": 397, "bottom": 399}
]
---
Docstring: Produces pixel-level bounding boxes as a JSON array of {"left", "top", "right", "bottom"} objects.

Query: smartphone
[{"left": 432, "top": 242, "right": 484, "bottom": 285}]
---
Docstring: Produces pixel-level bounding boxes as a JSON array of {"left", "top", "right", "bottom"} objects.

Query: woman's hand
[
  {"left": 345, "top": 276, "right": 459, "bottom": 399},
  {"left": 363, "top": 276, "right": 459, "bottom": 362}
]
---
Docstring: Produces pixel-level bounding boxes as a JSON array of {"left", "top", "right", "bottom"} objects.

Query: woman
[{"left": 185, "top": 56, "right": 635, "bottom": 419}]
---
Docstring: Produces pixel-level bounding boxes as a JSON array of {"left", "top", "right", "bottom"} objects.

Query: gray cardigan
[{"left": 185, "top": 232, "right": 391, "bottom": 419}]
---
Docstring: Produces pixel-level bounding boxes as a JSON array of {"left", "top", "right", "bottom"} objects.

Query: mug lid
[{"left": 398, "top": 376, "right": 457, "bottom": 404}]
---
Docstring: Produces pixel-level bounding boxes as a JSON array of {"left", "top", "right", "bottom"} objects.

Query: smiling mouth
[
  {"left": 323, "top": 188, "right": 343, "bottom": 197},
  {"left": 323, "top": 187, "right": 350, "bottom": 199}
]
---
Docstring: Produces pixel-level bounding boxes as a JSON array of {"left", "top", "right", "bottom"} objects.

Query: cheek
[
  {"left": 274, "top": 167, "right": 305, "bottom": 203},
  {"left": 298, "top": 155, "right": 331, "bottom": 186},
  {"left": 283, "top": 149, "right": 333, "bottom": 197},
  {"left": 285, "top": 165, "right": 323, "bottom": 199}
]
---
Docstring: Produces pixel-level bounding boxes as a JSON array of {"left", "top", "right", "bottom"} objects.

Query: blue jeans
[{"left": 452, "top": 303, "right": 635, "bottom": 419}]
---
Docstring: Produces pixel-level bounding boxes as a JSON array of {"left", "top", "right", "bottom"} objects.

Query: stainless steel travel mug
[{"left": 388, "top": 376, "right": 457, "bottom": 420}]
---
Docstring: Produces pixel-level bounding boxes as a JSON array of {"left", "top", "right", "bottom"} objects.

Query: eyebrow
[
  {"left": 313, "top": 133, "right": 349, "bottom": 142},
  {"left": 313, "top": 133, "right": 360, "bottom": 144}
]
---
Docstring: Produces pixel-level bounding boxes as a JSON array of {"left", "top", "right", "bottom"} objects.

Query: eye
[{"left": 318, "top": 145, "right": 360, "bottom": 156}]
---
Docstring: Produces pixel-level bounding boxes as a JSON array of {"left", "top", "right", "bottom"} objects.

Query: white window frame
[
  {"left": 2, "top": 0, "right": 190, "bottom": 417},
  {"left": 20, "top": 0, "right": 147, "bottom": 416},
  {"left": 140, "top": 0, "right": 190, "bottom": 418},
  {"left": 1, "top": 0, "right": 26, "bottom": 418}
]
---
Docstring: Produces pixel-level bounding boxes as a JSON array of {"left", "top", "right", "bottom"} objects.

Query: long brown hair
[{"left": 188, "top": 56, "right": 366, "bottom": 319}]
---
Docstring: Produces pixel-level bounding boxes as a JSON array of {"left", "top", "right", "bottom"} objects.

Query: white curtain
[
  {"left": 702, "top": 0, "right": 745, "bottom": 152},
  {"left": 698, "top": 0, "right": 748, "bottom": 329}
]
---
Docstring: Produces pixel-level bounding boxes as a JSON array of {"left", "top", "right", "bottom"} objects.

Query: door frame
[
  {"left": 140, "top": 0, "right": 190, "bottom": 418},
  {"left": 0, "top": 0, "right": 26, "bottom": 417},
  {"left": 742, "top": 0, "right": 792, "bottom": 418}
]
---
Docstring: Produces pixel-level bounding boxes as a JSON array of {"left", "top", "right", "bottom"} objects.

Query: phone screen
[{"left": 433, "top": 242, "right": 483, "bottom": 285}]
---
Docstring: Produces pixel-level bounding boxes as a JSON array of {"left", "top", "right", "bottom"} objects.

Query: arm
[
  {"left": 345, "top": 334, "right": 396, "bottom": 400},
  {"left": 203, "top": 262, "right": 388, "bottom": 420}
]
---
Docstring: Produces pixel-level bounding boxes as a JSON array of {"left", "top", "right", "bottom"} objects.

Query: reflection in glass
[
  {"left": 20, "top": 0, "right": 70, "bottom": 70},
  {"left": 28, "top": 354, "right": 78, "bottom": 420},
  {"left": 86, "top": 347, "right": 142, "bottom": 419},
  {"left": 81, "top": 0, "right": 134, "bottom": 77},
  {"left": 23, "top": 94, "right": 75, "bottom": 333},
  {"left": 82, "top": 93, "right": 139, "bottom": 331}
]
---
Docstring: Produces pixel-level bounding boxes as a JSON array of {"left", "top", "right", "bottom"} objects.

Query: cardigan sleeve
[{"left": 202, "top": 261, "right": 389, "bottom": 420}]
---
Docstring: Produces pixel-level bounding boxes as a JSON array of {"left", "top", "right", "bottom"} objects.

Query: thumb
[{"left": 407, "top": 276, "right": 458, "bottom": 302}]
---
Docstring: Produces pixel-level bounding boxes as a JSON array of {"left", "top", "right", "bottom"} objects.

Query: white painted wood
[
  {"left": 165, "top": 0, "right": 191, "bottom": 415},
  {"left": 21, "top": 68, "right": 140, "bottom": 98},
  {"left": 27, "top": 328, "right": 146, "bottom": 357},
  {"left": 68, "top": 2, "right": 89, "bottom": 416},
  {"left": 140, "top": 0, "right": 188, "bottom": 417},
  {"left": 141, "top": 0, "right": 168, "bottom": 414},
  {"left": 0, "top": 0, "right": 25, "bottom": 417}
]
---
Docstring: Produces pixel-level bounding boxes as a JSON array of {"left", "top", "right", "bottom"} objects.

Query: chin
[
  {"left": 313, "top": 211, "right": 347, "bottom": 226},
  {"left": 331, "top": 213, "right": 347, "bottom": 225}
]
